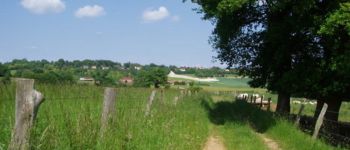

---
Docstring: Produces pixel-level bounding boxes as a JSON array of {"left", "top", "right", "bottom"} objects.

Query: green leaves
[
  {"left": 190, "top": 0, "right": 350, "bottom": 102},
  {"left": 217, "top": 0, "right": 250, "bottom": 14},
  {"left": 134, "top": 68, "right": 168, "bottom": 88},
  {"left": 319, "top": 2, "right": 350, "bottom": 36}
]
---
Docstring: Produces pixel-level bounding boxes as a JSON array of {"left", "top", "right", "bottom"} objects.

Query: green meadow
[
  {"left": 0, "top": 81, "right": 344, "bottom": 149},
  {"left": 0, "top": 84, "right": 210, "bottom": 150}
]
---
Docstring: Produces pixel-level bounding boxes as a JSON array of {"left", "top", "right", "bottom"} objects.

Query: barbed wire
[
  {"left": 320, "top": 130, "right": 350, "bottom": 141},
  {"left": 296, "top": 116, "right": 350, "bottom": 148}
]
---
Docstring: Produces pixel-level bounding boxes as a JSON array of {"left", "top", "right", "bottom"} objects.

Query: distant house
[
  {"left": 179, "top": 68, "right": 186, "bottom": 72},
  {"left": 79, "top": 77, "right": 94, "bottom": 81},
  {"left": 134, "top": 66, "right": 142, "bottom": 70},
  {"left": 196, "top": 66, "right": 205, "bottom": 70},
  {"left": 78, "top": 77, "right": 95, "bottom": 84},
  {"left": 119, "top": 77, "right": 134, "bottom": 85},
  {"left": 91, "top": 66, "right": 97, "bottom": 69},
  {"left": 101, "top": 66, "right": 110, "bottom": 70},
  {"left": 83, "top": 65, "right": 89, "bottom": 69}
]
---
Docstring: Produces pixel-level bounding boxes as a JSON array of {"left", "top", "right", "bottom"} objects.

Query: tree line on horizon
[{"left": 0, "top": 59, "right": 237, "bottom": 87}]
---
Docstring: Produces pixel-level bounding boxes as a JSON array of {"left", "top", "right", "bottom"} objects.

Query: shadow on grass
[{"left": 201, "top": 98, "right": 276, "bottom": 133}]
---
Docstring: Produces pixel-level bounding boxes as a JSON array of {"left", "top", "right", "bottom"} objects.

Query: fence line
[
  {"left": 293, "top": 101, "right": 350, "bottom": 148},
  {"left": 7, "top": 79, "right": 349, "bottom": 148},
  {"left": 319, "top": 130, "right": 350, "bottom": 141}
]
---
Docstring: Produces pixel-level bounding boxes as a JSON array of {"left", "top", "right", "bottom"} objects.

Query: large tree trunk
[
  {"left": 276, "top": 91, "right": 290, "bottom": 114},
  {"left": 314, "top": 99, "right": 342, "bottom": 121}
]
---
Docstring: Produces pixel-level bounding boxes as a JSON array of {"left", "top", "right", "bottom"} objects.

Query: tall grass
[
  {"left": 0, "top": 83, "right": 210, "bottom": 149},
  {"left": 0, "top": 82, "right": 344, "bottom": 149}
]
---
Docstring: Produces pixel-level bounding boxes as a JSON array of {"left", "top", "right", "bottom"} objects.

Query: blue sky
[{"left": 0, "top": 0, "right": 223, "bottom": 67}]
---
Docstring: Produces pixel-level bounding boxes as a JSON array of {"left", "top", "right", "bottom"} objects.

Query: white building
[
  {"left": 134, "top": 66, "right": 142, "bottom": 70},
  {"left": 102, "top": 66, "right": 110, "bottom": 70}
]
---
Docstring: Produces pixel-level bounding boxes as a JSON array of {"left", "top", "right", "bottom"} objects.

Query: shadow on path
[{"left": 201, "top": 99, "right": 277, "bottom": 133}]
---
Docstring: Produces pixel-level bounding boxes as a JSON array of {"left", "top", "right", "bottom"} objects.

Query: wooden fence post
[
  {"left": 160, "top": 89, "right": 164, "bottom": 103},
  {"left": 312, "top": 103, "right": 328, "bottom": 140},
  {"left": 174, "top": 96, "right": 179, "bottom": 106},
  {"left": 145, "top": 90, "right": 157, "bottom": 117},
  {"left": 294, "top": 104, "right": 305, "bottom": 126},
  {"left": 9, "top": 79, "right": 44, "bottom": 150},
  {"left": 267, "top": 98, "right": 271, "bottom": 111},
  {"left": 180, "top": 90, "right": 184, "bottom": 99},
  {"left": 260, "top": 95, "right": 264, "bottom": 108},
  {"left": 100, "top": 87, "right": 117, "bottom": 137}
]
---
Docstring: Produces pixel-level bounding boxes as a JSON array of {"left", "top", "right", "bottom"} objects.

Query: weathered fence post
[
  {"left": 312, "top": 103, "right": 328, "bottom": 140},
  {"left": 267, "top": 98, "right": 271, "bottom": 111},
  {"left": 180, "top": 90, "right": 184, "bottom": 99},
  {"left": 174, "top": 96, "right": 179, "bottom": 106},
  {"left": 100, "top": 87, "right": 117, "bottom": 137},
  {"left": 260, "top": 95, "right": 264, "bottom": 108},
  {"left": 160, "top": 89, "right": 164, "bottom": 103},
  {"left": 145, "top": 90, "right": 157, "bottom": 117},
  {"left": 9, "top": 79, "right": 44, "bottom": 150},
  {"left": 294, "top": 104, "right": 305, "bottom": 126}
]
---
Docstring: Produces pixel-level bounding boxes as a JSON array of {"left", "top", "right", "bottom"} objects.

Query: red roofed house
[{"left": 119, "top": 77, "right": 134, "bottom": 85}]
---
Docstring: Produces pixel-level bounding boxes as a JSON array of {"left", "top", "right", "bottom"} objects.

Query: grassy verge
[
  {"left": 0, "top": 83, "right": 210, "bottom": 149},
  {"left": 218, "top": 123, "right": 268, "bottom": 150},
  {"left": 203, "top": 96, "right": 342, "bottom": 150},
  {"left": 265, "top": 119, "right": 343, "bottom": 150}
]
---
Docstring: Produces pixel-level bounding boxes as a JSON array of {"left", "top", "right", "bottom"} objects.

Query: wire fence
[
  {"left": 3, "top": 83, "right": 350, "bottom": 149},
  {"left": 1, "top": 93, "right": 203, "bottom": 118},
  {"left": 293, "top": 107, "right": 350, "bottom": 148}
]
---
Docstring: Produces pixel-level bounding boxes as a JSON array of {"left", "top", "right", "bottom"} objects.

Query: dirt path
[
  {"left": 203, "top": 134, "right": 226, "bottom": 150},
  {"left": 257, "top": 133, "right": 282, "bottom": 150}
]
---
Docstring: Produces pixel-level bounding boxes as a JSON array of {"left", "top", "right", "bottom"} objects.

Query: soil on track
[{"left": 203, "top": 135, "right": 227, "bottom": 150}]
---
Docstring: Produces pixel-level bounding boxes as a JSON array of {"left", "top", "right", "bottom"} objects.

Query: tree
[
  {"left": 188, "top": 0, "right": 298, "bottom": 113},
  {"left": 188, "top": 0, "right": 349, "bottom": 116},
  {"left": 308, "top": 2, "right": 350, "bottom": 121},
  {"left": 92, "top": 70, "right": 116, "bottom": 86},
  {"left": 0, "top": 63, "right": 10, "bottom": 83},
  {"left": 0, "top": 63, "right": 7, "bottom": 76},
  {"left": 134, "top": 68, "right": 168, "bottom": 88}
]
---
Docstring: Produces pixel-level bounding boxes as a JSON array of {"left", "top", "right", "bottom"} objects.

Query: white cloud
[
  {"left": 142, "top": 6, "right": 170, "bottom": 22},
  {"left": 75, "top": 5, "right": 105, "bottom": 18},
  {"left": 21, "top": 0, "right": 65, "bottom": 14}
]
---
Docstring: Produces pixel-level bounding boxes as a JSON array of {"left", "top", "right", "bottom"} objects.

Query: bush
[
  {"left": 134, "top": 68, "right": 167, "bottom": 88},
  {"left": 174, "top": 81, "right": 186, "bottom": 85}
]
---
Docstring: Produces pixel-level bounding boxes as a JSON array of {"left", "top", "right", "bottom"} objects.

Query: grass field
[
  {"left": 197, "top": 75, "right": 350, "bottom": 122},
  {"left": 0, "top": 83, "right": 210, "bottom": 149},
  {"left": 207, "top": 77, "right": 251, "bottom": 88},
  {"left": 0, "top": 82, "right": 346, "bottom": 149},
  {"left": 202, "top": 96, "right": 340, "bottom": 150},
  {"left": 169, "top": 76, "right": 250, "bottom": 87}
]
